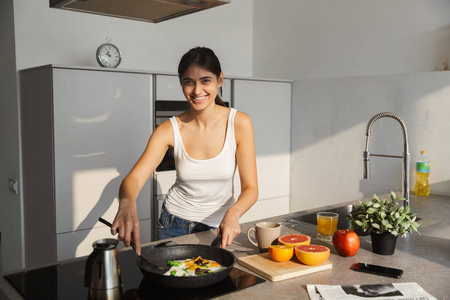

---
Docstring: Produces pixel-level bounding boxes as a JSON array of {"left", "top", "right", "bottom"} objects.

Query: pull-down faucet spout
[{"left": 363, "top": 112, "right": 410, "bottom": 207}]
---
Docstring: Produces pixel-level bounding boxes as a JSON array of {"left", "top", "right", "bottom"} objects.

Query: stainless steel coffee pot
[{"left": 84, "top": 238, "right": 123, "bottom": 300}]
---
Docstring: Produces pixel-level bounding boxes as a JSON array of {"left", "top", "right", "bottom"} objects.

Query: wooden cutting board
[{"left": 238, "top": 252, "right": 332, "bottom": 282}]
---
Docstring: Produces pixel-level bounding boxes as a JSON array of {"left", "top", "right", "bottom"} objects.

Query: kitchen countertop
[
  {"left": 1, "top": 193, "right": 449, "bottom": 299},
  {"left": 215, "top": 193, "right": 450, "bottom": 299}
]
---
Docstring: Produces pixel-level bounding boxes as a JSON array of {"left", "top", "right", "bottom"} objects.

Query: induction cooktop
[{"left": 4, "top": 242, "right": 265, "bottom": 300}]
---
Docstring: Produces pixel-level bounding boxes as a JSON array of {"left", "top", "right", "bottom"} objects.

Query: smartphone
[{"left": 352, "top": 263, "right": 404, "bottom": 278}]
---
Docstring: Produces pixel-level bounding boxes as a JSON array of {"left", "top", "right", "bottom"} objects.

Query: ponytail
[{"left": 215, "top": 87, "right": 226, "bottom": 106}]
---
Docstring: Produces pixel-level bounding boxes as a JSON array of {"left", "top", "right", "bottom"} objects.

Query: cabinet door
[
  {"left": 52, "top": 69, "right": 152, "bottom": 235},
  {"left": 233, "top": 80, "right": 291, "bottom": 203},
  {"left": 239, "top": 196, "right": 290, "bottom": 223}
]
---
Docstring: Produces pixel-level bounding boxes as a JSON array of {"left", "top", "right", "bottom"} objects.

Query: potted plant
[{"left": 347, "top": 191, "right": 420, "bottom": 255}]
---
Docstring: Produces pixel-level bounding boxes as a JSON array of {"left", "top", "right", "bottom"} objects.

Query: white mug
[{"left": 247, "top": 222, "right": 281, "bottom": 252}]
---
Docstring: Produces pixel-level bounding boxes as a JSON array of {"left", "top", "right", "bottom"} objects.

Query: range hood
[{"left": 50, "top": 0, "right": 230, "bottom": 23}]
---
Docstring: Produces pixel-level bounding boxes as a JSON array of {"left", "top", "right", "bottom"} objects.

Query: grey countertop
[
  {"left": 218, "top": 193, "right": 450, "bottom": 299},
  {"left": 1, "top": 193, "right": 449, "bottom": 299}
]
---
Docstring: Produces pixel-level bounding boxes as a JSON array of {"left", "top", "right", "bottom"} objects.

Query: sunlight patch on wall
[
  {"left": 115, "top": 87, "right": 121, "bottom": 98},
  {"left": 72, "top": 111, "right": 111, "bottom": 123},
  {"left": 290, "top": 122, "right": 369, "bottom": 212},
  {"left": 72, "top": 168, "right": 120, "bottom": 230},
  {"left": 72, "top": 152, "right": 106, "bottom": 158}
]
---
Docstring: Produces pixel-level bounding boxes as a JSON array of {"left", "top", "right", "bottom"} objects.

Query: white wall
[
  {"left": 253, "top": 0, "right": 450, "bottom": 80},
  {"left": 291, "top": 72, "right": 450, "bottom": 212},
  {"left": 0, "top": 0, "right": 253, "bottom": 272},
  {"left": 252, "top": 0, "right": 450, "bottom": 211},
  {"left": 14, "top": 0, "right": 254, "bottom": 75}
]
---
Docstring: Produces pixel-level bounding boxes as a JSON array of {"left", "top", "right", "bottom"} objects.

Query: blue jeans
[{"left": 157, "top": 205, "right": 217, "bottom": 240}]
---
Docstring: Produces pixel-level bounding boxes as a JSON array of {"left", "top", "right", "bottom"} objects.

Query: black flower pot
[
  {"left": 354, "top": 227, "right": 370, "bottom": 237},
  {"left": 370, "top": 232, "right": 398, "bottom": 255}
]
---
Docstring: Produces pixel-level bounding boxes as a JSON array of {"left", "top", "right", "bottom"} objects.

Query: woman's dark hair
[{"left": 178, "top": 47, "right": 225, "bottom": 106}]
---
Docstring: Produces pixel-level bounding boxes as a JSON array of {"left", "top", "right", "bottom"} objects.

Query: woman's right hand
[{"left": 111, "top": 198, "right": 141, "bottom": 255}]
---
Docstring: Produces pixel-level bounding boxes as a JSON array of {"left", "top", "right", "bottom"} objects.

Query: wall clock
[{"left": 96, "top": 38, "right": 122, "bottom": 68}]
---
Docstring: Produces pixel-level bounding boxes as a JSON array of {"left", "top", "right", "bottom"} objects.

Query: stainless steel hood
[{"left": 50, "top": 0, "right": 230, "bottom": 23}]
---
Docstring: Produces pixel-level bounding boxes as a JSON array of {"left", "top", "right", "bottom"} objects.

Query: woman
[{"left": 111, "top": 47, "right": 258, "bottom": 255}]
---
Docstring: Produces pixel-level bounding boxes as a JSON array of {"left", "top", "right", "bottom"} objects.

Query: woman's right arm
[{"left": 111, "top": 120, "right": 173, "bottom": 255}]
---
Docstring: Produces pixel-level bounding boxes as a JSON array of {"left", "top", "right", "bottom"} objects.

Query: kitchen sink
[
  {"left": 290, "top": 204, "right": 425, "bottom": 236},
  {"left": 290, "top": 205, "right": 354, "bottom": 231}
]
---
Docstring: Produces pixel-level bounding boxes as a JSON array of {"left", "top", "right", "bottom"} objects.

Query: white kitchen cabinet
[
  {"left": 233, "top": 79, "right": 292, "bottom": 221},
  {"left": 239, "top": 196, "right": 290, "bottom": 223},
  {"left": 20, "top": 66, "right": 153, "bottom": 267}
]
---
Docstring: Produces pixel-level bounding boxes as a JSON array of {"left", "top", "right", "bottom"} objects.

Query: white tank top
[{"left": 164, "top": 108, "right": 237, "bottom": 227}]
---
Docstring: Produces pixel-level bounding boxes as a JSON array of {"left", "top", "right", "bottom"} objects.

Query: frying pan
[
  {"left": 138, "top": 241, "right": 236, "bottom": 288},
  {"left": 98, "top": 218, "right": 236, "bottom": 289}
]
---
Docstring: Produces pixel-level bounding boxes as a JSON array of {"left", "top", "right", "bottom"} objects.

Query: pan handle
[
  {"left": 101, "top": 217, "right": 223, "bottom": 249},
  {"left": 211, "top": 234, "right": 222, "bottom": 248},
  {"left": 98, "top": 217, "right": 167, "bottom": 270},
  {"left": 98, "top": 217, "right": 138, "bottom": 252}
]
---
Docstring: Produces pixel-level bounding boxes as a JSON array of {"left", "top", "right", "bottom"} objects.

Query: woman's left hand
[{"left": 218, "top": 208, "right": 241, "bottom": 248}]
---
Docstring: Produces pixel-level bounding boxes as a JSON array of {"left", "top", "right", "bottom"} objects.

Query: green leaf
[
  {"left": 367, "top": 207, "right": 377, "bottom": 214},
  {"left": 372, "top": 223, "right": 380, "bottom": 229}
]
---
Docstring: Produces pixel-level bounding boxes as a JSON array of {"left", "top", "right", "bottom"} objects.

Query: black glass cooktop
[{"left": 4, "top": 243, "right": 265, "bottom": 300}]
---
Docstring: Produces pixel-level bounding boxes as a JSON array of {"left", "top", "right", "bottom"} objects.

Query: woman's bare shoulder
[
  {"left": 154, "top": 118, "right": 173, "bottom": 133},
  {"left": 234, "top": 110, "right": 253, "bottom": 129},
  {"left": 151, "top": 118, "right": 174, "bottom": 145}
]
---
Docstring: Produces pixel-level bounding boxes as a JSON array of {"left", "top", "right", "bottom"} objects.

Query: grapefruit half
[
  {"left": 278, "top": 234, "right": 311, "bottom": 247},
  {"left": 268, "top": 245, "right": 294, "bottom": 262},
  {"left": 294, "top": 244, "right": 330, "bottom": 266}
]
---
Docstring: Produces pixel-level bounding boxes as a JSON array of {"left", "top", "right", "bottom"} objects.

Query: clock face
[{"left": 96, "top": 43, "right": 122, "bottom": 68}]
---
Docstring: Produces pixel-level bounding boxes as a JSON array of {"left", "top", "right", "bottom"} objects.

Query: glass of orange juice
[{"left": 316, "top": 212, "right": 339, "bottom": 241}]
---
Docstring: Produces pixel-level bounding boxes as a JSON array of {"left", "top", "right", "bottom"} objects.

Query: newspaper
[{"left": 307, "top": 282, "right": 437, "bottom": 300}]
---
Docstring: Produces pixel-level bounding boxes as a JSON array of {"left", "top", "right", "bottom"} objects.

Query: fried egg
[{"left": 164, "top": 256, "right": 225, "bottom": 277}]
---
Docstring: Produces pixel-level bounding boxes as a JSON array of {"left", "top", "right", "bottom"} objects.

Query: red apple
[{"left": 332, "top": 229, "right": 360, "bottom": 257}]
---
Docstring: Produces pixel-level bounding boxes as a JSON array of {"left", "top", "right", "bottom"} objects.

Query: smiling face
[{"left": 180, "top": 64, "right": 223, "bottom": 111}]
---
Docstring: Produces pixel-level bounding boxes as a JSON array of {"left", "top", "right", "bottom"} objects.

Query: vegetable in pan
[{"left": 164, "top": 256, "right": 224, "bottom": 277}]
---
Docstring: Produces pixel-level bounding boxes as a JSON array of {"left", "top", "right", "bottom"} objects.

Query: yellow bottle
[{"left": 414, "top": 151, "right": 430, "bottom": 196}]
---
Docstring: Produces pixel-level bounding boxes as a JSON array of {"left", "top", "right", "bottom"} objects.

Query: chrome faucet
[{"left": 363, "top": 112, "right": 410, "bottom": 207}]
